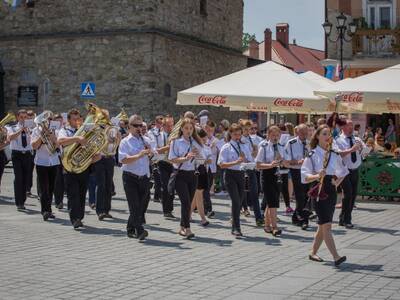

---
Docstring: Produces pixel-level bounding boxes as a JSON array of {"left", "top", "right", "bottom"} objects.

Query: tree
[{"left": 242, "top": 33, "right": 257, "bottom": 51}]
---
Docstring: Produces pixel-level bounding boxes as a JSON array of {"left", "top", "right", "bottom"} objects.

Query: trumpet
[{"left": 34, "top": 111, "right": 59, "bottom": 155}]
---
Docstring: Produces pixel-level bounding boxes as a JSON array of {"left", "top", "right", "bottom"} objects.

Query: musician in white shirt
[{"left": 168, "top": 118, "right": 204, "bottom": 239}]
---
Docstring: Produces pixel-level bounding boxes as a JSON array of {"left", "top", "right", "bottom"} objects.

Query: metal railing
[{"left": 352, "top": 28, "right": 400, "bottom": 56}]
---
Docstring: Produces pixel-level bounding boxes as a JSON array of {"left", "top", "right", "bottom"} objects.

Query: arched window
[
  {"left": 164, "top": 83, "right": 171, "bottom": 97},
  {"left": 200, "top": 0, "right": 207, "bottom": 17}
]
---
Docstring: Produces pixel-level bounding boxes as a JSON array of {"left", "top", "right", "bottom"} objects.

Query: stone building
[{"left": 0, "top": 0, "right": 247, "bottom": 120}]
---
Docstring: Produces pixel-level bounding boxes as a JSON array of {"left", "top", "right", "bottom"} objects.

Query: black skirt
[
  {"left": 314, "top": 175, "right": 337, "bottom": 225},
  {"left": 262, "top": 168, "right": 280, "bottom": 208},
  {"left": 196, "top": 165, "right": 209, "bottom": 190}
]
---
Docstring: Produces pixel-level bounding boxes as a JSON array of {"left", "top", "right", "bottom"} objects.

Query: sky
[{"left": 243, "top": 0, "right": 326, "bottom": 50}]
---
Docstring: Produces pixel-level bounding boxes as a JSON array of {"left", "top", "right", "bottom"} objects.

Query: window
[
  {"left": 164, "top": 83, "right": 171, "bottom": 97},
  {"left": 200, "top": 0, "right": 207, "bottom": 17},
  {"left": 379, "top": 6, "right": 391, "bottom": 28},
  {"left": 369, "top": 6, "right": 376, "bottom": 28}
]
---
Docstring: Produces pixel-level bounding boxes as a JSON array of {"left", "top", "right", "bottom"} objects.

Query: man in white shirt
[
  {"left": 335, "top": 119, "right": 364, "bottom": 229},
  {"left": 7, "top": 109, "right": 33, "bottom": 211},
  {"left": 119, "top": 114, "right": 153, "bottom": 241}
]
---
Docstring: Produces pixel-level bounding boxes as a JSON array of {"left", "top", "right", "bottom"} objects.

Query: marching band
[{"left": 0, "top": 105, "right": 367, "bottom": 266}]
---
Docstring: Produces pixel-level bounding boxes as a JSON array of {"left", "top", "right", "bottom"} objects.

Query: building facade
[
  {"left": 325, "top": 0, "right": 400, "bottom": 139},
  {"left": 0, "top": 0, "right": 247, "bottom": 120}
]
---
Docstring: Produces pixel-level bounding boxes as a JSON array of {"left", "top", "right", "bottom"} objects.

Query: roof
[{"left": 247, "top": 40, "right": 325, "bottom": 75}]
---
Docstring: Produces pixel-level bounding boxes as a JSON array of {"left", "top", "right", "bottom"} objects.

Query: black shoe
[
  {"left": 186, "top": 232, "right": 195, "bottom": 240},
  {"left": 338, "top": 222, "right": 345, "bottom": 226},
  {"left": 231, "top": 230, "right": 243, "bottom": 238},
  {"left": 309, "top": 255, "right": 324, "bottom": 262},
  {"left": 164, "top": 212, "right": 176, "bottom": 220},
  {"left": 17, "top": 206, "right": 25, "bottom": 212},
  {"left": 73, "top": 220, "right": 82, "bottom": 229},
  {"left": 201, "top": 220, "right": 210, "bottom": 227},
  {"left": 256, "top": 219, "right": 264, "bottom": 227},
  {"left": 345, "top": 223, "right": 354, "bottom": 229},
  {"left": 26, "top": 191, "right": 34, "bottom": 198},
  {"left": 111, "top": 191, "right": 116, "bottom": 196},
  {"left": 207, "top": 211, "right": 215, "bottom": 218},
  {"left": 104, "top": 213, "right": 113, "bottom": 219},
  {"left": 48, "top": 213, "right": 55, "bottom": 219},
  {"left": 43, "top": 212, "right": 50, "bottom": 221},
  {"left": 127, "top": 230, "right": 137, "bottom": 238},
  {"left": 98, "top": 213, "right": 106, "bottom": 221},
  {"left": 137, "top": 230, "right": 148, "bottom": 242},
  {"left": 89, "top": 203, "right": 96, "bottom": 210},
  {"left": 56, "top": 203, "right": 64, "bottom": 210},
  {"left": 301, "top": 223, "right": 309, "bottom": 230},
  {"left": 334, "top": 256, "right": 347, "bottom": 266}
]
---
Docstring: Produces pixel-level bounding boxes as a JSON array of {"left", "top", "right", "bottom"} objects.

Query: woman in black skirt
[
  {"left": 301, "top": 125, "right": 348, "bottom": 266},
  {"left": 256, "top": 126, "right": 288, "bottom": 237},
  {"left": 190, "top": 129, "right": 211, "bottom": 226}
]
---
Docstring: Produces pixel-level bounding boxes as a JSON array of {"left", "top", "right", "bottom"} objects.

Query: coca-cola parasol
[
  {"left": 314, "top": 64, "right": 400, "bottom": 114},
  {"left": 177, "top": 62, "right": 332, "bottom": 113}
]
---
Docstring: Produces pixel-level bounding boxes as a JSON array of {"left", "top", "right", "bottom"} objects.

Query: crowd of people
[{"left": 0, "top": 107, "right": 398, "bottom": 267}]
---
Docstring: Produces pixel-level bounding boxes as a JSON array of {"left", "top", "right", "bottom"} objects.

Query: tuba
[
  {"left": 62, "top": 103, "right": 110, "bottom": 174},
  {"left": 34, "top": 111, "right": 59, "bottom": 154},
  {"left": 102, "top": 118, "right": 121, "bottom": 156},
  {"left": 0, "top": 112, "right": 16, "bottom": 144}
]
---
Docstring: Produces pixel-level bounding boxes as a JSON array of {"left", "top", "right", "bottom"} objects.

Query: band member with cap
[
  {"left": 256, "top": 125, "right": 288, "bottom": 237},
  {"left": 240, "top": 119, "right": 263, "bottom": 227},
  {"left": 7, "top": 109, "right": 33, "bottom": 211},
  {"left": 218, "top": 123, "right": 252, "bottom": 237},
  {"left": 155, "top": 115, "right": 176, "bottom": 219},
  {"left": 58, "top": 109, "right": 93, "bottom": 229},
  {"left": 119, "top": 114, "right": 152, "bottom": 241},
  {"left": 95, "top": 109, "right": 120, "bottom": 221},
  {"left": 168, "top": 118, "right": 203, "bottom": 239},
  {"left": 286, "top": 124, "right": 310, "bottom": 229},
  {"left": 31, "top": 112, "right": 60, "bottom": 221},
  {"left": 301, "top": 125, "right": 348, "bottom": 266},
  {"left": 335, "top": 119, "right": 365, "bottom": 229}
]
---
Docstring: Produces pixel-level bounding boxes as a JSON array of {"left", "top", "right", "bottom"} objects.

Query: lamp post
[{"left": 323, "top": 12, "right": 357, "bottom": 79}]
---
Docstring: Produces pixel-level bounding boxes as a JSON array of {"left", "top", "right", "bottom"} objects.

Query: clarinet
[{"left": 274, "top": 144, "right": 283, "bottom": 184}]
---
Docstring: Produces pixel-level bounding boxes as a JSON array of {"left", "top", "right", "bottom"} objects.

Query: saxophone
[
  {"left": 62, "top": 103, "right": 109, "bottom": 174},
  {"left": 34, "top": 111, "right": 59, "bottom": 154}
]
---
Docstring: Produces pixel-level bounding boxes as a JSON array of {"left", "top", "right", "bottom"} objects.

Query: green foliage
[{"left": 242, "top": 32, "right": 257, "bottom": 50}]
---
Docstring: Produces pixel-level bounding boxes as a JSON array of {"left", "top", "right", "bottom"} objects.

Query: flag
[
  {"left": 325, "top": 65, "right": 335, "bottom": 80},
  {"left": 334, "top": 63, "right": 341, "bottom": 79}
]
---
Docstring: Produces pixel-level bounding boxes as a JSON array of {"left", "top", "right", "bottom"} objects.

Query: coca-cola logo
[
  {"left": 342, "top": 92, "right": 363, "bottom": 103},
  {"left": 273, "top": 98, "right": 304, "bottom": 107},
  {"left": 198, "top": 95, "right": 227, "bottom": 105}
]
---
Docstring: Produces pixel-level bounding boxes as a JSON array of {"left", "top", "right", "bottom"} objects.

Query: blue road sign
[{"left": 81, "top": 82, "right": 96, "bottom": 99}]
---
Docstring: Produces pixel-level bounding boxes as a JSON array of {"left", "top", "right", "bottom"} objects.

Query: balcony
[{"left": 352, "top": 28, "right": 400, "bottom": 57}]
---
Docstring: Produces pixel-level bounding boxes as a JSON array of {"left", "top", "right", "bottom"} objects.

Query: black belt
[
  {"left": 174, "top": 169, "right": 195, "bottom": 173},
  {"left": 12, "top": 150, "right": 31, "bottom": 155},
  {"left": 123, "top": 171, "right": 148, "bottom": 180},
  {"left": 348, "top": 168, "right": 359, "bottom": 171},
  {"left": 225, "top": 169, "right": 244, "bottom": 174}
]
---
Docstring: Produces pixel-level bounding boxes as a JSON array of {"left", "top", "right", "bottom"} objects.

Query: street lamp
[{"left": 323, "top": 12, "right": 357, "bottom": 79}]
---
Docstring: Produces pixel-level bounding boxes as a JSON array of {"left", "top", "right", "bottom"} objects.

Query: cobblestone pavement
[{"left": 0, "top": 166, "right": 400, "bottom": 300}]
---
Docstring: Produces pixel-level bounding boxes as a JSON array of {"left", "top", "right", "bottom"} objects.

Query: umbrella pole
[{"left": 267, "top": 108, "right": 271, "bottom": 126}]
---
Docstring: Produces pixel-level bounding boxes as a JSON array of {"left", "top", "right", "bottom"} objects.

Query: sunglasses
[
  {"left": 251, "top": 127, "right": 258, "bottom": 130},
  {"left": 130, "top": 124, "right": 143, "bottom": 128}
]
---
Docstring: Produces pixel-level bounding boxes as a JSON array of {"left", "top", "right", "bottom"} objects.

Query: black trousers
[
  {"left": 122, "top": 171, "right": 149, "bottom": 235},
  {"left": 153, "top": 163, "right": 162, "bottom": 201},
  {"left": 65, "top": 169, "right": 89, "bottom": 223},
  {"left": 54, "top": 163, "right": 64, "bottom": 206},
  {"left": 281, "top": 173, "right": 290, "bottom": 207},
  {"left": 203, "top": 172, "right": 214, "bottom": 214},
  {"left": 0, "top": 150, "right": 6, "bottom": 189},
  {"left": 290, "top": 169, "right": 309, "bottom": 212},
  {"left": 225, "top": 169, "right": 245, "bottom": 231},
  {"left": 94, "top": 156, "right": 114, "bottom": 215},
  {"left": 11, "top": 151, "right": 32, "bottom": 207},
  {"left": 27, "top": 151, "right": 35, "bottom": 192},
  {"left": 340, "top": 168, "right": 359, "bottom": 224},
  {"left": 36, "top": 165, "right": 58, "bottom": 214},
  {"left": 175, "top": 170, "right": 197, "bottom": 229},
  {"left": 158, "top": 161, "right": 174, "bottom": 214}
]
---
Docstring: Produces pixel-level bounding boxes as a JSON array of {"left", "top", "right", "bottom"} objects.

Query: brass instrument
[
  {"left": 62, "top": 103, "right": 110, "bottom": 174},
  {"left": 116, "top": 108, "right": 129, "bottom": 123},
  {"left": 34, "top": 111, "right": 59, "bottom": 154},
  {"left": 0, "top": 112, "right": 16, "bottom": 144}
]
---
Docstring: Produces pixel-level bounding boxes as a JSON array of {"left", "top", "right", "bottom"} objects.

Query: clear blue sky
[{"left": 243, "top": 0, "right": 325, "bottom": 50}]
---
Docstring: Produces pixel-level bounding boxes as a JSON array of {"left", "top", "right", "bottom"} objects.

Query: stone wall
[{"left": 0, "top": 0, "right": 246, "bottom": 122}]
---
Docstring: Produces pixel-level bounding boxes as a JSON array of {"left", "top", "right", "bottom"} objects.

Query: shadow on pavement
[
  {"left": 78, "top": 225, "right": 126, "bottom": 237},
  {"left": 190, "top": 236, "right": 233, "bottom": 247},
  {"left": 141, "top": 238, "right": 191, "bottom": 250},
  {"left": 356, "top": 226, "right": 399, "bottom": 235}
]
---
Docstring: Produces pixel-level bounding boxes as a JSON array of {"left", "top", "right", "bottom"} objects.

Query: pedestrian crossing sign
[{"left": 81, "top": 82, "right": 96, "bottom": 99}]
